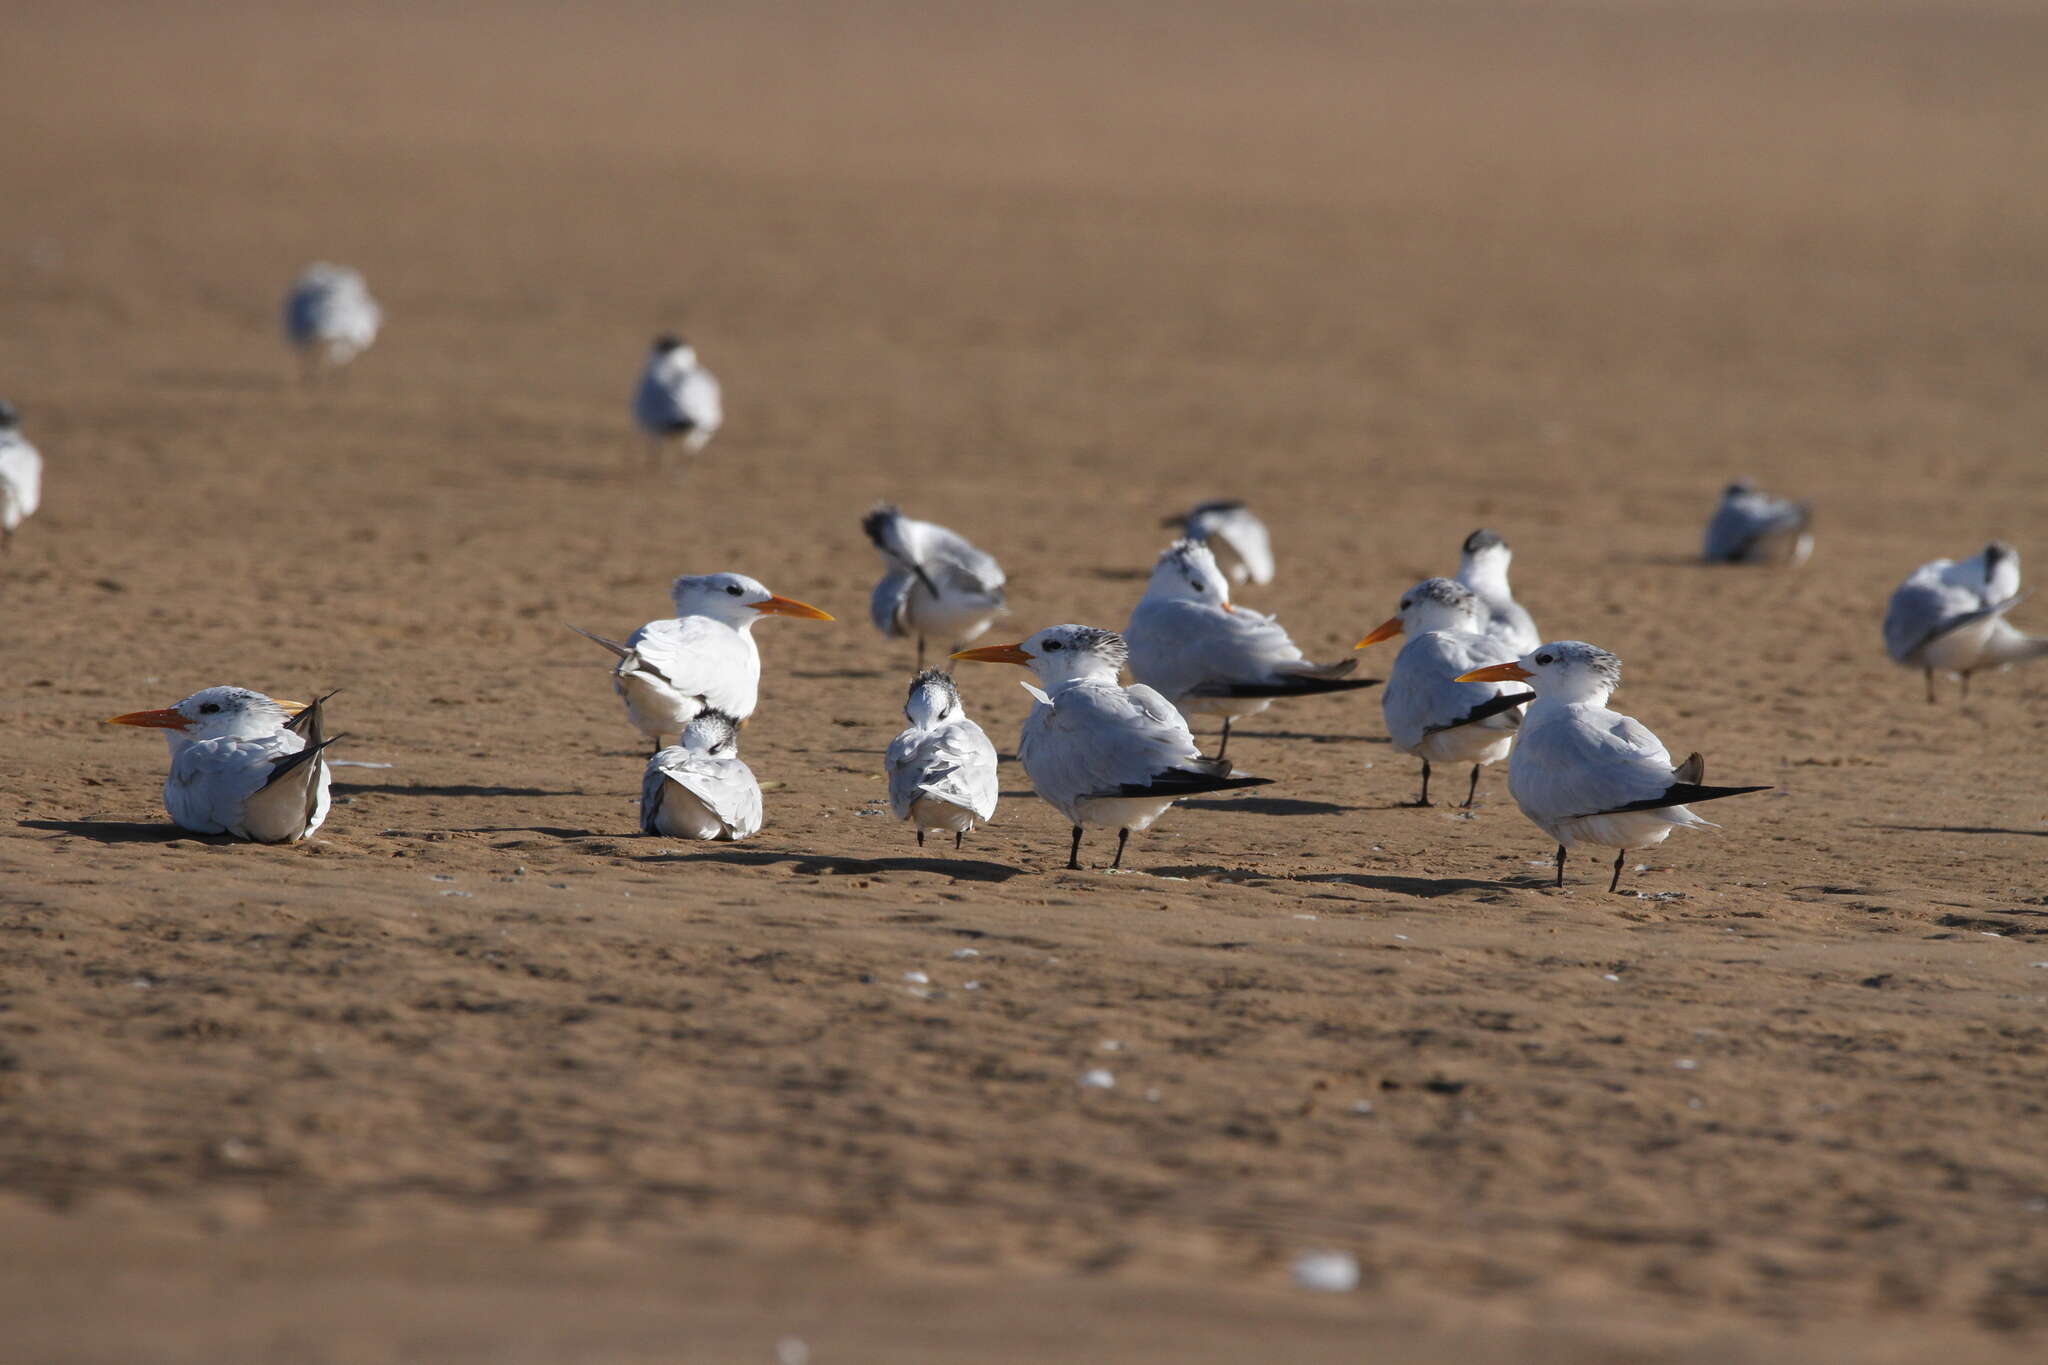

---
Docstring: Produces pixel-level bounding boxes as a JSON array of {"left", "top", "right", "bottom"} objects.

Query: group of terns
[{"left": 32, "top": 271, "right": 2043, "bottom": 888}]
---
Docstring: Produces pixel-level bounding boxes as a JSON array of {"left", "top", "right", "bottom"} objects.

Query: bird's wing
[
  {"left": 639, "top": 757, "right": 670, "bottom": 833},
  {"left": 167, "top": 735, "right": 301, "bottom": 834},
  {"left": 0, "top": 438, "right": 43, "bottom": 518},
  {"left": 1129, "top": 601, "right": 1306, "bottom": 697},
  {"left": 869, "top": 567, "right": 915, "bottom": 637},
  {"left": 663, "top": 755, "right": 762, "bottom": 839},
  {"left": 624, "top": 616, "right": 749, "bottom": 707},
  {"left": 916, "top": 523, "right": 1006, "bottom": 598},
  {"left": 1706, "top": 494, "right": 1811, "bottom": 561},
  {"left": 1215, "top": 510, "right": 1275, "bottom": 584},
  {"left": 1385, "top": 632, "right": 1530, "bottom": 748},
  {"left": 681, "top": 367, "right": 722, "bottom": 429},
  {"left": 884, "top": 729, "right": 927, "bottom": 818},
  {"left": 918, "top": 718, "right": 1000, "bottom": 820},
  {"left": 1883, "top": 573, "right": 1996, "bottom": 662},
  {"left": 1516, "top": 706, "right": 1696, "bottom": 821},
  {"left": 1024, "top": 682, "right": 1203, "bottom": 799}
]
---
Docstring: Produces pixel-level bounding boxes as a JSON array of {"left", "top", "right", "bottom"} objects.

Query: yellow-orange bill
[
  {"left": 1454, "top": 662, "right": 1535, "bottom": 684},
  {"left": 752, "top": 594, "right": 835, "bottom": 621},
  {"left": 951, "top": 643, "right": 1033, "bottom": 665},
  {"left": 105, "top": 707, "right": 190, "bottom": 730},
  {"left": 275, "top": 699, "right": 311, "bottom": 715},
  {"left": 1355, "top": 617, "right": 1403, "bottom": 649}
]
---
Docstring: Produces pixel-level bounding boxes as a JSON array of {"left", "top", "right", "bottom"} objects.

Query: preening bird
[
  {"left": 283, "top": 263, "right": 381, "bottom": 378},
  {"left": 570, "top": 573, "right": 834, "bottom": 752},
  {"left": 954, "top": 625, "right": 1273, "bottom": 870},
  {"left": 0, "top": 400, "right": 43, "bottom": 552},
  {"left": 640, "top": 710, "right": 762, "bottom": 841},
  {"left": 1458, "top": 643, "right": 1767, "bottom": 893},
  {"left": 1454, "top": 529, "right": 1541, "bottom": 657},
  {"left": 1124, "top": 540, "right": 1378, "bottom": 758},
  {"left": 633, "top": 333, "right": 723, "bottom": 466},
  {"left": 1356, "top": 577, "right": 1535, "bottom": 807},
  {"left": 1884, "top": 542, "right": 2046, "bottom": 702},
  {"left": 884, "top": 669, "right": 999, "bottom": 850},
  {"left": 1703, "top": 480, "right": 1813, "bottom": 565},
  {"left": 1163, "top": 499, "right": 1275, "bottom": 586},
  {"left": 863, "top": 505, "right": 1007, "bottom": 667},
  {"left": 105, "top": 688, "right": 339, "bottom": 843}
]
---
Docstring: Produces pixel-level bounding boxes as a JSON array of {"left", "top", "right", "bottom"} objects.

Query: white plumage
[
  {"left": 1883, "top": 541, "right": 2046, "bottom": 701},
  {"left": 1165, "top": 499, "right": 1275, "bottom": 586},
  {"left": 863, "top": 505, "right": 1007, "bottom": 666},
  {"left": 633, "top": 334, "right": 723, "bottom": 461},
  {"left": 572, "top": 573, "right": 834, "bottom": 752},
  {"left": 106, "top": 687, "right": 337, "bottom": 843},
  {"left": 0, "top": 401, "right": 42, "bottom": 550},
  {"left": 640, "top": 711, "right": 762, "bottom": 841},
  {"left": 283, "top": 263, "right": 381, "bottom": 374},
  {"left": 1703, "top": 480, "right": 1814, "bottom": 565},
  {"left": 953, "top": 625, "right": 1272, "bottom": 870},
  {"left": 884, "top": 670, "right": 999, "bottom": 848},
  {"left": 1454, "top": 529, "right": 1541, "bottom": 657}
]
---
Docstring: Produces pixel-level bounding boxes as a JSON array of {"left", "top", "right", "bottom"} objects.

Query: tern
[
  {"left": 0, "top": 400, "right": 42, "bottom": 552},
  {"left": 1883, "top": 541, "right": 2046, "bottom": 702},
  {"left": 106, "top": 688, "right": 339, "bottom": 843},
  {"left": 1454, "top": 529, "right": 1541, "bottom": 657},
  {"left": 1124, "top": 540, "right": 1378, "bottom": 758},
  {"left": 284, "top": 263, "right": 381, "bottom": 380},
  {"left": 570, "top": 573, "right": 834, "bottom": 752},
  {"left": 954, "top": 625, "right": 1273, "bottom": 870},
  {"left": 1356, "top": 578, "right": 1535, "bottom": 807},
  {"left": 633, "top": 333, "right": 724, "bottom": 467},
  {"left": 1458, "top": 643, "right": 1767, "bottom": 893},
  {"left": 863, "top": 504, "right": 1007, "bottom": 667},
  {"left": 884, "top": 669, "right": 999, "bottom": 850},
  {"left": 640, "top": 710, "right": 762, "bottom": 841},
  {"left": 1163, "top": 499, "right": 1274, "bottom": 586},
  {"left": 1703, "top": 480, "right": 1814, "bottom": 565}
]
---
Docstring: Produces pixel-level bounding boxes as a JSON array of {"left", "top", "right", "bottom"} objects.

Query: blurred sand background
[{"left": 3, "top": 0, "right": 2048, "bottom": 1359}]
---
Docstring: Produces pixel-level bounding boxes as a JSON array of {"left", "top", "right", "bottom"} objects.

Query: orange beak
[
  {"left": 105, "top": 707, "right": 191, "bottom": 730},
  {"left": 275, "top": 699, "right": 311, "bottom": 715},
  {"left": 1355, "top": 617, "right": 1403, "bottom": 649},
  {"left": 1220, "top": 600, "right": 1235, "bottom": 613},
  {"left": 751, "top": 594, "right": 835, "bottom": 621},
  {"left": 1455, "top": 662, "right": 1535, "bottom": 683},
  {"left": 951, "top": 643, "right": 1034, "bottom": 666}
]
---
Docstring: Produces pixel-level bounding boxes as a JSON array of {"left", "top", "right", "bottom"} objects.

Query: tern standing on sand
[
  {"left": 0, "top": 400, "right": 42, "bottom": 551},
  {"left": 1458, "top": 643, "right": 1767, "bottom": 893},
  {"left": 1884, "top": 542, "right": 2047, "bottom": 702},
  {"left": 641, "top": 711, "right": 763, "bottom": 841},
  {"left": 1124, "top": 540, "right": 1378, "bottom": 758},
  {"left": 106, "top": 689, "right": 339, "bottom": 843},
  {"left": 1164, "top": 499, "right": 1275, "bottom": 586},
  {"left": 1454, "top": 529, "right": 1541, "bottom": 657},
  {"left": 284, "top": 264, "right": 381, "bottom": 378},
  {"left": 571, "top": 574, "right": 834, "bottom": 752},
  {"left": 954, "top": 625, "right": 1273, "bottom": 870},
  {"left": 1356, "top": 578, "right": 1535, "bottom": 807},
  {"left": 884, "top": 669, "right": 999, "bottom": 850},
  {"left": 863, "top": 505, "right": 1007, "bottom": 667},
  {"left": 1703, "top": 481, "right": 1814, "bottom": 566},
  {"left": 633, "top": 333, "right": 723, "bottom": 466}
]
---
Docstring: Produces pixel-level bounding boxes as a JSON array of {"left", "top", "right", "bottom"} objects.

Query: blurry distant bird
[
  {"left": 954, "top": 625, "right": 1272, "bottom": 870},
  {"left": 884, "top": 669, "right": 999, "bottom": 850},
  {"left": 1703, "top": 480, "right": 1813, "bottom": 565},
  {"left": 1884, "top": 542, "right": 2047, "bottom": 702},
  {"left": 1356, "top": 578, "right": 1534, "bottom": 807},
  {"left": 1164, "top": 499, "right": 1274, "bottom": 586},
  {"left": 633, "top": 333, "right": 723, "bottom": 466},
  {"left": 106, "top": 688, "right": 339, "bottom": 843},
  {"left": 1125, "top": 540, "right": 1377, "bottom": 758},
  {"left": 284, "top": 263, "right": 381, "bottom": 378},
  {"left": 1458, "top": 643, "right": 1767, "bottom": 893},
  {"left": 570, "top": 573, "right": 834, "bottom": 752},
  {"left": 0, "top": 400, "right": 43, "bottom": 552},
  {"left": 640, "top": 710, "right": 762, "bottom": 841},
  {"left": 863, "top": 504, "right": 1007, "bottom": 667},
  {"left": 1454, "top": 529, "right": 1541, "bottom": 657}
]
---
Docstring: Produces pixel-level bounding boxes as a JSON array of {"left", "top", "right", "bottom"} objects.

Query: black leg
[
  {"left": 1961, "top": 671, "right": 1972, "bottom": 701},
  {"left": 1407, "top": 760, "right": 1432, "bottom": 807},
  {"left": 1112, "top": 828, "right": 1130, "bottom": 870},
  {"left": 954, "top": 830, "right": 964, "bottom": 851},
  {"left": 917, "top": 829, "right": 925, "bottom": 847},
  {"left": 1068, "top": 825, "right": 1083, "bottom": 870},
  {"left": 1925, "top": 669, "right": 1936, "bottom": 704},
  {"left": 1462, "top": 765, "right": 1480, "bottom": 808},
  {"left": 1217, "top": 717, "right": 1232, "bottom": 760},
  {"left": 917, "top": 636, "right": 927, "bottom": 669},
  {"left": 1609, "top": 848, "right": 1626, "bottom": 894},
  {"left": 1555, "top": 845, "right": 1566, "bottom": 887}
]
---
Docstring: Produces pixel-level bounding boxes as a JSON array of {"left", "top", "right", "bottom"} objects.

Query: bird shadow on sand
[
  {"left": 1865, "top": 822, "right": 2048, "bottom": 838},
  {"left": 333, "top": 783, "right": 585, "bottom": 798},
  {"left": 19, "top": 818, "right": 214, "bottom": 845},
  {"left": 1293, "top": 870, "right": 1542, "bottom": 897},
  {"left": 637, "top": 847, "right": 1024, "bottom": 882},
  {"left": 1179, "top": 797, "right": 1362, "bottom": 816}
]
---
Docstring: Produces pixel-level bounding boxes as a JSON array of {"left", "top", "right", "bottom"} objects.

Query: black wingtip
[
  {"left": 1194, "top": 677, "right": 1382, "bottom": 699},
  {"left": 1595, "top": 782, "right": 1771, "bottom": 816}
]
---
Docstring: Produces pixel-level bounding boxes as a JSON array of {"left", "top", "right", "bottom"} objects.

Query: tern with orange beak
[
  {"left": 105, "top": 687, "right": 339, "bottom": 843},
  {"left": 1356, "top": 578, "right": 1534, "bottom": 807},
  {"left": 885, "top": 669, "right": 1000, "bottom": 850},
  {"left": 1456, "top": 642, "right": 1768, "bottom": 893},
  {"left": 1124, "top": 540, "right": 1377, "bottom": 759},
  {"left": 1163, "top": 499, "right": 1274, "bottom": 586},
  {"left": 641, "top": 711, "right": 762, "bottom": 842},
  {"left": 1883, "top": 542, "right": 2047, "bottom": 702},
  {"left": 954, "top": 625, "right": 1273, "bottom": 871},
  {"left": 1454, "top": 529, "right": 1541, "bottom": 657},
  {"left": 633, "top": 332, "right": 723, "bottom": 467},
  {"left": 571, "top": 573, "right": 834, "bottom": 753}
]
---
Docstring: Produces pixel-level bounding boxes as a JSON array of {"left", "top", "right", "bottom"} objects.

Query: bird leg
[
  {"left": 1924, "top": 669, "right": 1936, "bottom": 705},
  {"left": 1961, "top": 672, "right": 1972, "bottom": 701},
  {"left": 1216, "top": 717, "right": 1232, "bottom": 760},
  {"left": 1554, "top": 845, "right": 1567, "bottom": 887},
  {"left": 954, "top": 830, "right": 964, "bottom": 851},
  {"left": 1462, "top": 765, "right": 1480, "bottom": 808},
  {"left": 1112, "top": 828, "right": 1130, "bottom": 870},
  {"left": 1067, "top": 825, "right": 1083, "bottom": 870},
  {"left": 917, "top": 636, "right": 927, "bottom": 670},
  {"left": 1405, "top": 760, "right": 1433, "bottom": 807},
  {"left": 1609, "top": 848, "right": 1626, "bottom": 894},
  {"left": 917, "top": 829, "right": 926, "bottom": 848}
]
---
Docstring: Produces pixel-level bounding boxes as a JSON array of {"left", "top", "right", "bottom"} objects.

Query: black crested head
[
  {"left": 1061, "top": 625, "right": 1128, "bottom": 670},
  {"left": 1188, "top": 498, "right": 1247, "bottom": 516},
  {"left": 652, "top": 332, "right": 685, "bottom": 352},
  {"left": 1462, "top": 528, "right": 1505, "bottom": 555},
  {"left": 682, "top": 709, "right": 740, "bottom": 750},
  {"left": 908, "top": 667, "right": 957, "bottom": 698},
  {"left": 1985, "top": 541, "right": 2014, "bottom": 573},
  {"left": 0, "top": 399, "right": 16, "bottom": 429},
  {"left": 1724, "top": 479, "right": 1756, "bottom": 498},
  {"left": 861, "top": 503, "right": 902, "bottom": 549},
  {"left": 1410, "top": 577, "right": 1476, "bottom": 611}
]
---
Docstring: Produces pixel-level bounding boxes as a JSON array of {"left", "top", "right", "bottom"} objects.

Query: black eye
[
  {"left": 1188, "top": 578, "right": 1203, "bottom": 591},
  {"left": 1535, "top": 653, "right": 1553, "bottom": 665},
  {"left": 1400, "top": 598, "right": 1411, "bottom": 609},
  {"left": 199, "top": 703, "right": 220, "bottom": 714},
  {"left": 1044, "top": 639, "right": 1063, "bottom": 651},
  {"left": 725, "top": 584, "right": 743, "bottom": 596}
]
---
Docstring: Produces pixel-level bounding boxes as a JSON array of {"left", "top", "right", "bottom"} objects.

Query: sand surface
[{"left": 4, "top": 1, "right": 2048, "bottom": 1359}]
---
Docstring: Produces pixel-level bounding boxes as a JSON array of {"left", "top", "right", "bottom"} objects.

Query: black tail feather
[
  {"left": 1191, "top": 677, "right": 1381, "bottom": 700},
  {"left": 1112, "top": 771, "right": 1276, "bottom": 799},
  {"left": 1424, "top": 689, "right": 1534, "bottom": 736},
  {"left": 1594, "top": 782, "right": 1770, "bottom": 816}
]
